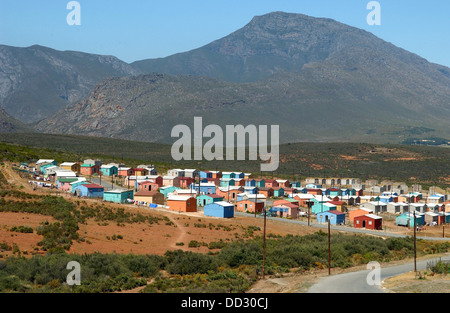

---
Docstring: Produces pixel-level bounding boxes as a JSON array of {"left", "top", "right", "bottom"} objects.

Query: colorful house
[
  {"left": 276, "top": 180, "right": 290, "bottom": 188},
  {"left": 316, "top": 210, "right": 346, "bottom": 225},
  {"left": 255, "top": 179, "right": 265, "bottom": 188},
  {"left": 270, "top": 203, "right": 300, "bottom": 219},
  {"left": 118, "top": 167, "right": 133, "bottom": 177},
  {"left": 273, "top": 187, "right": 285, "bottom": 198},
  {"left": 60, "top": 162, "right": 81, "bottom": 173},
  {"left": 138, "top": 180, "right": 160, "bottom": 192},
  {"left": 327, "top": 200, "right": 347, "bottom": 212},
  {"left": 354, "top": 214, "right": 382, "bottom": 230},
  {"left": 349, "top": 208, "right": 373, "bottom": 223},
  {"left": 197, "top": 194, "right": 224, "bottom": 207},
  {"left": 100, "top": 164, "right": 118, "bottom": 176},
  {"left": 236, "top": 199, "right": 265, "bottom": 213},
  {"left": 264, "top": 179, "right": 278, "bottom": 188},
  {"left": 103, "top": 189, "right": 133, "bottom": 203},
  {"left": 204, "top": 201, "right": 234, "bottom": 218},
  {"left": 74, "top": 184, "right": 104, "bottom": 198},
  {"left": 131, "top": 168, "right": 148, "bottom": 177},
  {"left": 134, "top": 190, "right": 164, "bottom": 205},
  {"left": 310, "top": 196, "right": 334, "bottom": 214},
  {"left": 258, "top": 187, "right": 274, "bottom": 198},
  {"left": 70, "top": 179, "right": 88, "bottom": 193},
  {"left": 189, "top": 183, "right": 216, "bottom": 195},
  {"left": 57, "top": 177, "right": 78, "bottom": 191},
  {"left": 80, "top": 164, "right": 100, "bottom": 176},
  {"left": 327, "top": 188, "right": 342, "bottom": 197},
  {"left": 166, "top": 196, "right": 197, "bottom": 212},
  {"left": 220, "top": 179, "right": 235, "bottom": 187},
  {"left": 395, "top": 212, "right": 425, "bottom": 227},
  {"left": 173, "top": 177, "right": 194, "bottom": 188},
  {"left": 160, "top": 186, "right": 180, "bottom": 197},
  {"left": 199, "top": 171, "right": 212, "bottom": 179}
]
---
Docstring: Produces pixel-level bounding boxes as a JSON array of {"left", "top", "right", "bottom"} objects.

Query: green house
[
  {"left": 256, "top": 179, "right": 265, "bottom": 188},
  {"left": 103, "top": 189, "right": 134, "bottom": 203},
  {"left": 159, "top": 186, "right": 180, "bottom": 197},
  {"left": 100, "top": 165, "right": 118, "bottom": 176},
  {"left": 40, "top": 163, "right": 57, "bottom": 174},
  {"left": 310, "top": 196, "right": 335, "bottom": 214},
  {"left": 197, "top": 194, "right": 224, "bottom": 207},
  {"left": 273, "top": 188, "right": 285, "bottom": 197}
]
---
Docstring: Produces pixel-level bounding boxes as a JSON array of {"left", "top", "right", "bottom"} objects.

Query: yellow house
[{"left": 60, "top": 162, "right": 80, "bottom": 173}]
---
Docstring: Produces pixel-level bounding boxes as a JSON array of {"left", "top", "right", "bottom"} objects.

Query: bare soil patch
[{"left": 382, "top": 271, "right": 450, "bottom": 293}]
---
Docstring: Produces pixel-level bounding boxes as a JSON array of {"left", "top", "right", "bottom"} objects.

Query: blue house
[
  {"left": 317, "top": 210, "right": 346, "bottom": 225},
  {"left": 103, "top": 189, "right": 133, "bottom": 203},
  {"left": 190, "top": 183, "right": 216, "bottom": 194},
  {"left": 379, "top": 196, "right": 394, "bottom": 203},
  {"left": 245, "top": 179, "right": 257, "bottom": 187},
  {"left": 199, "top": 171, "right": 213, "bottom": 179},
  {"left": 242, "top": 186, "right": 258, "bottom": 194},
  {"left": 204, "top": 201, "right": 234, "bottom": 218},
  {"left": 74, "top": 184, "right": 104, "bottom": 198}
]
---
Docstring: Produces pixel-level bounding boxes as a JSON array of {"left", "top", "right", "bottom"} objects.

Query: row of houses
[{"left": 30, "top": 161, "right": 450, "bottom": 227}]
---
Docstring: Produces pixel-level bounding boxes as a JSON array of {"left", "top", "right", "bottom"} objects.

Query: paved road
[
  {"left": 307, "top": 254, "right": 450, "bottom": 293},
  {"left": 90, "top": 176, "right": 126, "bottom": 191},
  {"left": 235, "top": 212, "right": 450, "bottom": 242}
]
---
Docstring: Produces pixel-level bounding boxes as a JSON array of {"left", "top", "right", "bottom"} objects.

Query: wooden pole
[
  {"left": 262, "top": 208, "right": 267, "bottom": 279},
  {"left": 328, "top": 218, "right": 331, "bottom": 275},
  {"left": 414, "top": 210, "right": 417, "bottom": 274}
]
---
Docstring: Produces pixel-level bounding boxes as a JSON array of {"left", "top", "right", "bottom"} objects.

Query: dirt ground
[
  {"left": 382, "top": 271, "right": 450, "bottom": 293},
  {"left": 1, "top": 162, "right": 449, "bottom": 294}
]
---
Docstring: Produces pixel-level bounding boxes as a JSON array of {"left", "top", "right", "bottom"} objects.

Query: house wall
[
  {"left": 167, "top": 198, "right": 197, "bottom": 212},
  {"left": 204, "top": 204, "right": 234, "bottom": 218},
  {"left": 354, "top": 216, "right": 382, "bottom": 230}
]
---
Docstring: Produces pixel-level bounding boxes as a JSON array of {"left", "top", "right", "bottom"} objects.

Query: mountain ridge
[{"left": 2, "top": 11, "right": 450, "bottom": 144}]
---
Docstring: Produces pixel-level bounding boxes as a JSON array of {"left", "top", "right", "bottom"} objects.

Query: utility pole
[
  {"left": 262, "top": 207, "right": 267, "bottom": 279},
  {"left": 328, "top": 218, "right": 331, "bottom": 276},
  {"left": 414, "top": 210, "right": 417, "bottom": 275}
]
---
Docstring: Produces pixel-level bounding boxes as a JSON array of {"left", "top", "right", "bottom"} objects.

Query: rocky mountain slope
[
  {"left": 0, "top": 44, "right": 141, "bottom": 123},
  {"left": 35, "top": 12, "right": 450, "bottom": 144}
]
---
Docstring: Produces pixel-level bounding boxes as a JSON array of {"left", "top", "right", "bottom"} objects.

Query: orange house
[
  {"left": 349, "top": 208, "right": 373, "bottom": 223},
  {"left": 237, "top": 199, "right": 265, "bottom": 213},
  {"left": 258, "top": 187, "right": 274, "bottom": 198},
  {"left": 166, "top": 196, "right": 197, "bottom": 213},
  {"left": 265, "top": 179, "right": 279, "bottom": 188}
]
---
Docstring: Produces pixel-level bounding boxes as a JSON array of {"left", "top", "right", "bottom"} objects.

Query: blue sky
[{"left": 1, "top": 0, "right": 449, "bottom": 67}]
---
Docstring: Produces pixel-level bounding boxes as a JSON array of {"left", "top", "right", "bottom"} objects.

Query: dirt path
[{"left": 2, "top": 163, "right": 36, "bottom": 193}]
